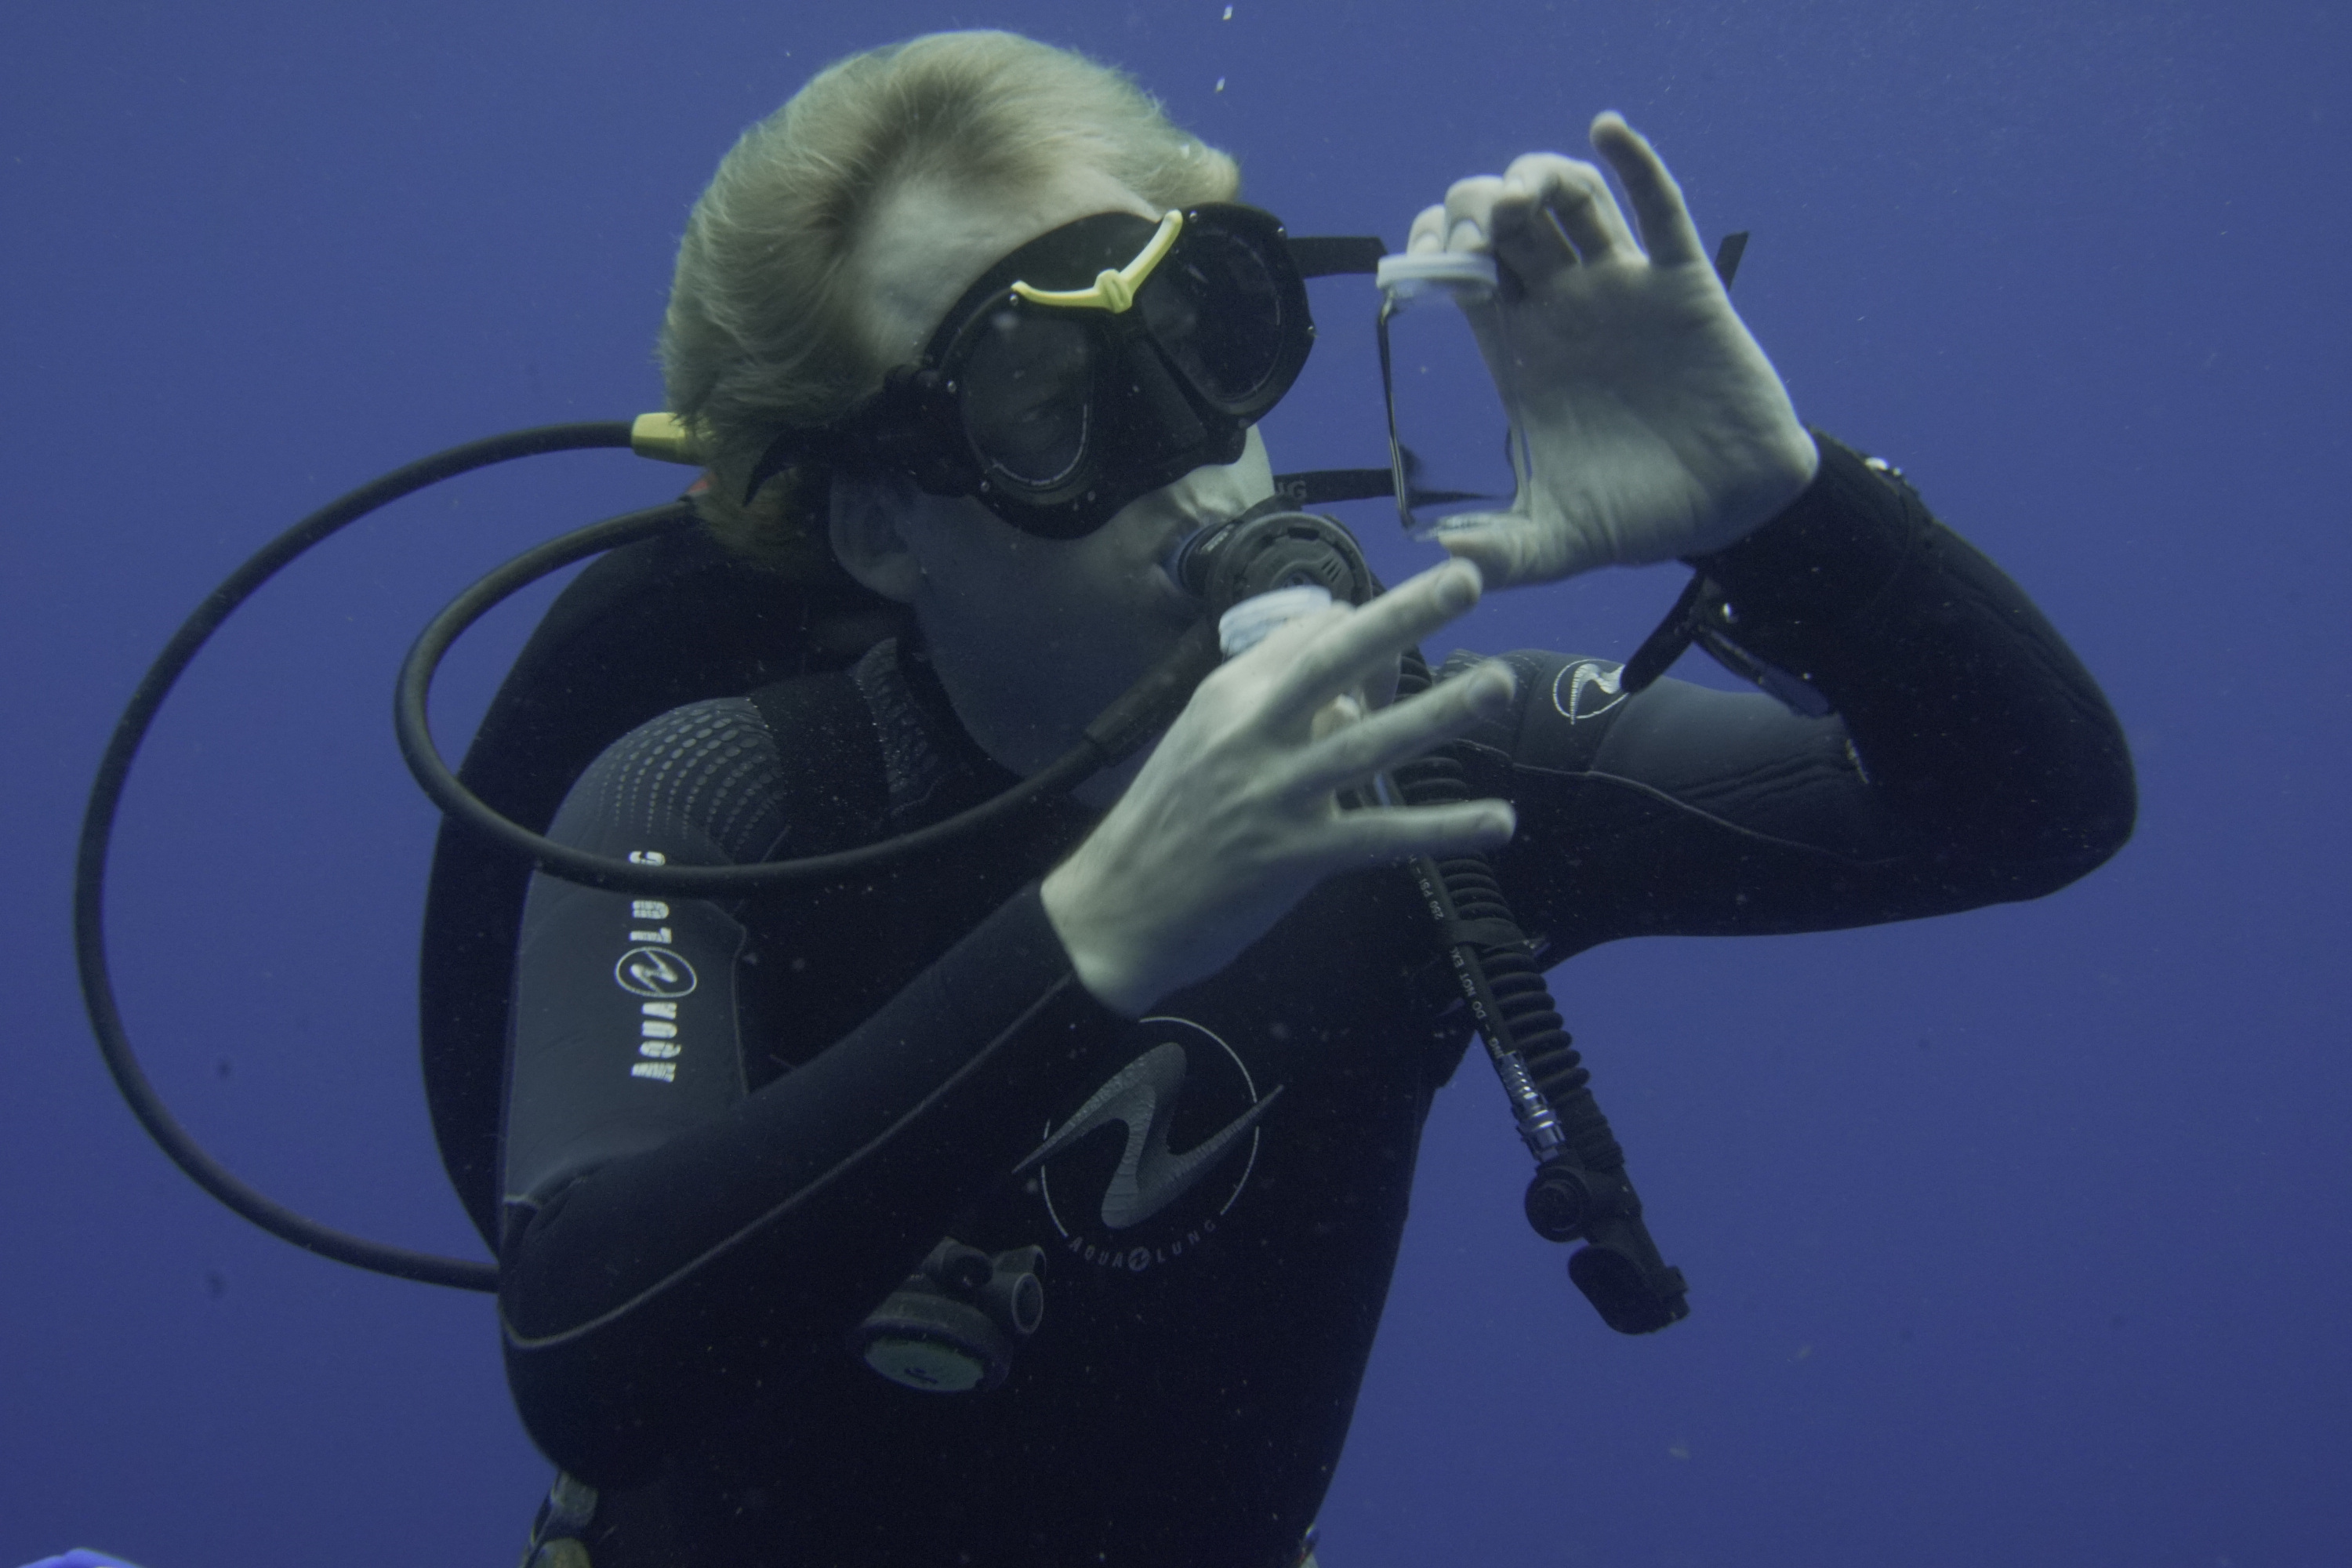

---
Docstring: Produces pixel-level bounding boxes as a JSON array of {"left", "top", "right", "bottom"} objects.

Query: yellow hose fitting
[{"left": 630, "top": 412, "right": 710, "bottom": 466}]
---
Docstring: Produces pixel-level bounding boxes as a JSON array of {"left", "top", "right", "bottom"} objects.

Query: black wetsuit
[{"left": 495, "top": 437, "right": 2134, "bottom": 1567}]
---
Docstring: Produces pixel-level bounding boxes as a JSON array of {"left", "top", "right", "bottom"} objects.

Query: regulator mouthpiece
[{"left": 1165, "top": 506, "right": 1377, "bottom": 615}]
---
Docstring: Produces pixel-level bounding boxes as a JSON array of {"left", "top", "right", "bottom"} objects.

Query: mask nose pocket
[{"left": 1111, "top": 336, "right": 1214, "bottom": 455}]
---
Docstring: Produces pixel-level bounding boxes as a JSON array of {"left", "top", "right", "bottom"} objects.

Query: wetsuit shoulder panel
[
  {"left": 500, "top": 695, "right": 795, "bottom": 1218},
  {"left": 1438, "top": 432, "right": 2135, "bottom": 953}
]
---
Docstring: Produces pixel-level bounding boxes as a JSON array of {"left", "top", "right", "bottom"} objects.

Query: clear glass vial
[{"left": 1374, "top": 250, "right": 1528, "bottom": 539}]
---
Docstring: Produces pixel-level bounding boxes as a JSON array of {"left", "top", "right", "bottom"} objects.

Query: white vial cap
[
  {"left": 1374, "top": 250, "right": 1498, "bottom": 299},
  {"left": 1219, "top": 585, "right": 1334, "bottom": 658}
]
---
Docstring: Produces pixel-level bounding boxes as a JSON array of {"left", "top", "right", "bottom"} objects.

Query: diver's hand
[
  {"left": 1041, "top": 561, "right": 1516, "bottom": 1018},
  {"left": 1408, "top": 112, "right": 1818, "bottom": 587}
]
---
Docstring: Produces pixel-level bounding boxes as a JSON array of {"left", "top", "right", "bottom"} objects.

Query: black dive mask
[{"left": 745, "top": 203, "right": 1317, "bottom": 539}]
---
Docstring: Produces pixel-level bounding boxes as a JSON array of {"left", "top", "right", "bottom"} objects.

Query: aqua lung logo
[
  {"left": 1023, "top": 1017, "right": 1276, "bottom": 1275},
  {"left": 1554, "top": 659, "right": 1628, "bottom": 723},
  {"left": 615, "top": 885, "right": 695, "bottom": 1085}
]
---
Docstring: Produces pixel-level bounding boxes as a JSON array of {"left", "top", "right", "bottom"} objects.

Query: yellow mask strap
[{"left": 1008, "top": 210, "right": 1185, "bottom": 314}]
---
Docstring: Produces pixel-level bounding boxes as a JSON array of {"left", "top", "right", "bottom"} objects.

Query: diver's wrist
[{"left": 1041, "top": 861, "right": 1153, "bottom": 1019}]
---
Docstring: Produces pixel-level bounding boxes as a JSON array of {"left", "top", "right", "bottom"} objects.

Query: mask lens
[
  {"left": 1142, "top": 226, "right": 1286, "bottom": 408},
  {"left": 958, "top": 307, "right": 1094, "bottom": 488}
]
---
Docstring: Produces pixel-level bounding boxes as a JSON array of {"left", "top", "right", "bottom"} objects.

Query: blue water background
[{"left": 4, "top": 2, "right": 2346, "bottom": 1563}]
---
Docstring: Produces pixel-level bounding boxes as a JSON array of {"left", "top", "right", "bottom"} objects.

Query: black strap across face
[{"left": 1283, "top": 234, "right": 1388, "bottom": 279}]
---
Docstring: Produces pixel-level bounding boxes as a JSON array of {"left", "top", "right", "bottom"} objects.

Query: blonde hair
[{"left": 659, "top": 31, "right": 1241, "bottom": 565}]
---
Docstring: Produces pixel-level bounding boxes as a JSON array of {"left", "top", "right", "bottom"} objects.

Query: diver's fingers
[
  {"left": 1588, "top": 112, "right": 1708, "bottom": 269},
  {"left": 1407, "top": 202, "right": 1450, "bottom": 254},
  {"left": 1495, "top": 152, "right": 1638, "bottom": 271},
  {"left": 1283, "top": 661, "right": 1515, "bottom": 798},
  {"left": 1440, "top": 174, "right": 1511, "bottom": 252},
  {"left": 1315, "top": 797, "right": 1517, "bottom": 870},
  {"left": 1251, "top": 560, "right": 1484, "bottom": 730}
]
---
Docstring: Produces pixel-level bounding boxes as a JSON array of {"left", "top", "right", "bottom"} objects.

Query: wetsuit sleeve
[
  {"left": 495, "top": 697, "right": 1127, "bottom": 1486},
  {"left": 1448, "top": 431, "right": 2136, "bottom": 953}
]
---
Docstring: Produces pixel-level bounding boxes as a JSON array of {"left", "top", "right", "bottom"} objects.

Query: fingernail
[
  {"left": 1480, "top": 804, "right": 1517, "bottom": 841},
  {"left": 1472, "top": 663, "right": 1515, "bottom": 706},
  {"left": 1437, "top": 558, "right": 1483, "bottom": 608}
]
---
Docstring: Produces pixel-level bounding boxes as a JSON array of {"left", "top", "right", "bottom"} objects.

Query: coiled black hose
[
  {"left": 1392, "top": 748, "right": 1621, "bottom": 1170},
  {"left": 1391, "top": 651, "right": 1687, "bottom": 1334}
]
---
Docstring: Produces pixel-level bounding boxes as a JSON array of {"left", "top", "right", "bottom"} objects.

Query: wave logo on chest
[{"left": 1022, "top": 1018, "right": 1278, "bottom": 1272}]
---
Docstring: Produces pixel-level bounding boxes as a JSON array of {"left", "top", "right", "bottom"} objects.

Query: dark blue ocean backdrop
[{"left": 5, "top": 2, "right": 2346, "bottom": 1563}]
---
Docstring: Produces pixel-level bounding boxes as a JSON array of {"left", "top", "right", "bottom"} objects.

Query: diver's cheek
[
  {"left": 1237, "top": 425, "right": 1276, "bottom": 487},
  {"left": 1123, "top": 428, "right": 1277, "bottom": 539}
]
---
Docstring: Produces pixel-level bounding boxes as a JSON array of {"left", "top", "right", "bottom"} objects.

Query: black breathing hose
[
  {"left": 76, "top": 419, "right": 1221, "bottom": 1290},
  {"left": 394, "top": 525, "right": 1218, "bottom": 896},
  {"left": 73, "top": 421, "right": 647, "bottom": 1292}
]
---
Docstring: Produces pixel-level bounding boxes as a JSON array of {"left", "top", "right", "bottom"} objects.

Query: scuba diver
[{"left": 397, "top": 28, "right": 2136, "bottom": 1568}]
